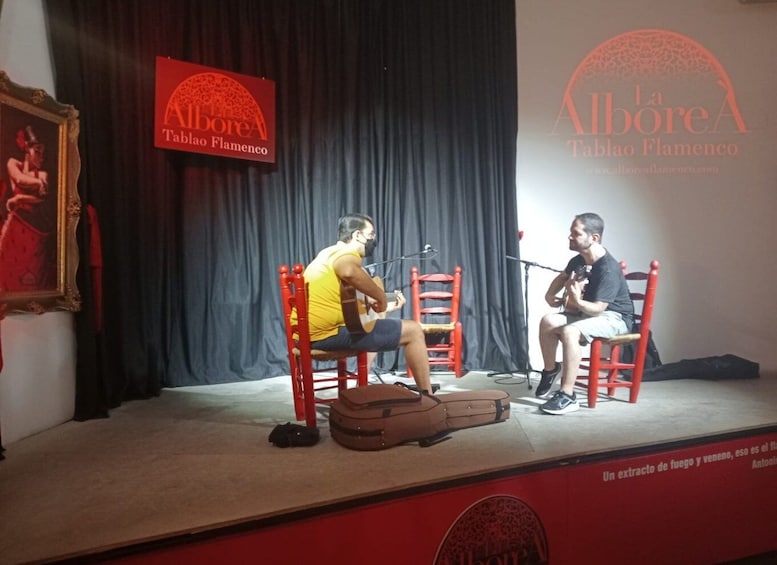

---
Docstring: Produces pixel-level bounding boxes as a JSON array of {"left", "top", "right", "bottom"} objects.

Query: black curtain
[{"left": 43, "top": 0, "right": 526, "bottom": 418}]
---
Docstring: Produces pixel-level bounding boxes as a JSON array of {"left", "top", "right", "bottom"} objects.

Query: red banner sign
[
  {"left": 109, "top": 431, "right": 777, "bottom": 564},
  {"left": 154, "top": 57, "right": 275, "bottom": 163}
]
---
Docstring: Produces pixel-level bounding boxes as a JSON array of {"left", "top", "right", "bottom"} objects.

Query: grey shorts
[
  {"left": 311, "top": 318, "right": 402, "bottom": 352},
  {"left": 565, "top": 311, "right": 629, "bottom": 344}
]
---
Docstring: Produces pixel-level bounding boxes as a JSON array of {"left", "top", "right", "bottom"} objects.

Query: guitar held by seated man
[
  {"left": 340, "top": 276, "right": 403, "bottom": 335},
  {"left": 561, "top": 264, "right": 591, "bottom": 313}
]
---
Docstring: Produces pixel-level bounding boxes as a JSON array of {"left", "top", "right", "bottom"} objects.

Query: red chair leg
[
  {"left": 607, "top": 344, "right": 621, "bottom": 397},
  {"left": 588, "top": 339, "right": 602, "bottom": 408},
  {"left": 302, "top": 370, "right": 317, "bottom": 428},
  {"left": 337, "top": 359, "right": 348, "bottom": 392},
  {"left": 357, "top": 353, "right": 369, "bottom": 386},
  {"left": 454, "top": 322, "right": 463, "bottom": 377},
  {"left": 296, "top": 350, "right": 316, "bottom": 427},
  {"left": 289, "top": 356, "right": 305, "bottom": 422},
  {"left": 629, "top": 362, "right": 644, "bottom": 403},
  {"left": 291, "top": 372, "right": 305, "bottom": 422}
]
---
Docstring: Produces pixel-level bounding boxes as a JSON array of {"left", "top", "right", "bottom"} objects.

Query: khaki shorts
[{"left": 564, "top": 311, "right": 629, "bottom": 344}]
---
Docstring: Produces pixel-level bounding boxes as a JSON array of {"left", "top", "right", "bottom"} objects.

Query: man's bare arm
[
  {"left": 333, "top": 254, "right": 388, "bottom": 312},
  {"left": 7, "top": 158, "right": 47, "bottom": 195},
  {"left": 545, "top": 272, "right": 570, "bottom": 307}
]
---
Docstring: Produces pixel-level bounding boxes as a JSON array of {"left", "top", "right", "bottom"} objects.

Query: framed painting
[{"left": 0, "top": 71, "right": 81, "bottom": 315}]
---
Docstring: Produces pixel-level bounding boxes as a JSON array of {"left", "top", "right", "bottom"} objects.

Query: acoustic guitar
[
  {"left": 561, "top": 264, "right": 591, "bottom": 312},
  {"left": 340, "top": 277, "right": 399, "bottom": 335}
]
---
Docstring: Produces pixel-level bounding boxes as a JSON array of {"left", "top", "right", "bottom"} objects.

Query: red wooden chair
[
  {"left": 278, "top": 264, "right": 368, "bottom": 427},
  {"left": 409, "top": 266, "right": 464, "bottom": 377},
  {"left": 577, "top": 260, "right": 660, "bottom": 407}
]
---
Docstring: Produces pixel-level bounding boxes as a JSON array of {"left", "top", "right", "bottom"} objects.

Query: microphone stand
[
  {"left": 363, "top": 246, "right": 437, "bottom": 270},
  {"left": 488, "top": 256, "right": 562, "bottom": 391}
]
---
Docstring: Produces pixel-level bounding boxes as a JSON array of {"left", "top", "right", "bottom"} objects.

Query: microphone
[{"left": 365, "top": 244, "right": 437, "bottom": 268}]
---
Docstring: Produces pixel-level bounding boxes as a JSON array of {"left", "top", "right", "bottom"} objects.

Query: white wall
[
  {"left": 0, "top": 0, "right": 76, "bottom": 444},
  {"left": 516, "top": 0, "right": 777, "bottom": 375}
]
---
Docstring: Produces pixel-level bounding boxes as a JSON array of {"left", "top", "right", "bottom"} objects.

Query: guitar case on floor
[{"left": 328, "top": 383, "right": 510, "bottom": 451}]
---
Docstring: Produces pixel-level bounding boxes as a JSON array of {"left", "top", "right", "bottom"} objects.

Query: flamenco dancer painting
[{"left": 0, "top": 125, "right": 58, "bottom": 292}]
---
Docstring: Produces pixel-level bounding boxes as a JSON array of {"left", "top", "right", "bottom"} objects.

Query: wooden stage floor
[{"left": 1, "top": 370, "right": 776, "bottom": 564}]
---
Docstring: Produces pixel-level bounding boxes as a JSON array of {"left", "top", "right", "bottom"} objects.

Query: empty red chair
[{"left": 409, "top": 266, "right": 464, "bottom": 377}]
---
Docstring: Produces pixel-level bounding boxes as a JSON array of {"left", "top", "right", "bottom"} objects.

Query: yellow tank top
[{"left": 294, "top": 245, "right": 360, "bottom": 342}]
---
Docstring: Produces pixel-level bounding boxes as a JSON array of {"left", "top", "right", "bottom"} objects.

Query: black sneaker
[
  {"left": 540, "top": 390, "right": 579, "bottom": 415},
  {"left": 535, "top": 363, "right": 560, "bottom": 398}
]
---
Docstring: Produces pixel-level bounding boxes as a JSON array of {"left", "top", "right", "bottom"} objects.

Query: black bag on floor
[
  {"left": 621, "top": 326, "right": 662, "bottom": 369},
  {"left": 641, "top": 354, "right": 759, "bottom": 382},
  {"left": 268, "top": 422, "right": 320, "bottom": 447}
]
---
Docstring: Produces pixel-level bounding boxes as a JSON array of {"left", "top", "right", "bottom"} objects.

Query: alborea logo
[
  {"left": 163, "top": 72, "right": 268, "bottom": 140},
  {"left": 552, "top": 29, "right": 747, "bottom": 139},
  {"left": 435, "top": 495, "right": 548, "bottom": 565}
]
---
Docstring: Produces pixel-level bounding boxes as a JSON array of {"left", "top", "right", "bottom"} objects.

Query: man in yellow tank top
[{"left": 302, "top": 213, "right": 433, "bottom": 394}]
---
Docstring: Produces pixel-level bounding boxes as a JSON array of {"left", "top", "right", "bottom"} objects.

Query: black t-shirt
[{"left": 566, "top": 251, "right": 634, "bottom": 327}]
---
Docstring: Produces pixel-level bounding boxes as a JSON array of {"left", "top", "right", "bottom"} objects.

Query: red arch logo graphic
[
  {"left": 164, "top": 72, "right": 268, "bottom": 140},
  {"left": 554, "top": 29, "right": 747, "bottom": 137},
  {"left": 434, "top": 495, "right": 549, "bottom": 564}
]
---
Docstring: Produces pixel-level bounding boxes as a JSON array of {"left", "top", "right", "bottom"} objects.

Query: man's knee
[
  {"left": 401, "top": 319, "right": 425, "bottom": 342},
  {"left": 540, "top": 313, "right": 566, "bottom": 333},
  {"left": 559, "top": 324, "right": 582, "bottom": 344}
]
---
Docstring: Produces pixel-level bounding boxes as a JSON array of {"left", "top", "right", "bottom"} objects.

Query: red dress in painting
[{"left": 0, "top": 128, "right": 56, "bottom": 292}]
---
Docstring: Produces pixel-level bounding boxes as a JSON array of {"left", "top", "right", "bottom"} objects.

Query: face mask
[{"left": 362, "top": 236, "right": 377, "bottom": 258}]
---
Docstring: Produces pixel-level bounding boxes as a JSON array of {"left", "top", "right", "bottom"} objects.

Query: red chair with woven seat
[
  {"left": 576, "top": 260, "right": 660, "bottom": 407},
  {"left": 279, "top": 264, "right": 368, "bottom": 427},
  {"left": 409, "top": 266, "right": 464, "bottom": 377}
]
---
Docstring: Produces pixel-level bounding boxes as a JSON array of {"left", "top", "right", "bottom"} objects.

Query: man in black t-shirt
[{"left": 537, "top": 213, "right": 634, "bottom": 415}]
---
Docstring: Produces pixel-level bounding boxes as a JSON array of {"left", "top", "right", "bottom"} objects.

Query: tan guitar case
[{"left": 329, "top": 384, "right": 510, "bottom": 451}]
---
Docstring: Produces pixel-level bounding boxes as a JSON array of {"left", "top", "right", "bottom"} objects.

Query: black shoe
[
  {"left": 535, "top": 363, "right": 560, "bottom": 398},
  {"left": 540, "top": 390, "right": 579, "bottom": 415}
]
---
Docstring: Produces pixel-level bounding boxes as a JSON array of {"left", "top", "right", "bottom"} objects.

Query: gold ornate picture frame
[{"left": 0, "top": 71, "right": 81, "bottom": 315}]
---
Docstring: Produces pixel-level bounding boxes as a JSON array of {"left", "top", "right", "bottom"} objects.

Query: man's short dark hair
[
  {"left": 337, "top": 213, "right": 374, "bottom": 242},
  {"left": 575, "top": 212, "right": 604, "bottom": 238}
]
